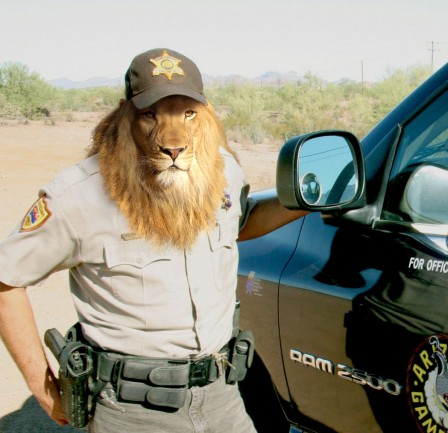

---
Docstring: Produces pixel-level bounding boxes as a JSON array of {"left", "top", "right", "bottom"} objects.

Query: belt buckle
[{"left": 189, "top": 358, "right": 211, "bottom": 387}]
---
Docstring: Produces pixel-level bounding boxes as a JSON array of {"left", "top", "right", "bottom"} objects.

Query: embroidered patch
[
  {"left": 20, "top": 195, "right": 52, "bottom": 232},
  {"left": 150, "top": 50, "right": 184, "bottom": 80}
]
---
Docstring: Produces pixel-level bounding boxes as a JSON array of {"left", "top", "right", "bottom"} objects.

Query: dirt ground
[{"left": 0, "top": 112, "right": 278, "bottom": 431}]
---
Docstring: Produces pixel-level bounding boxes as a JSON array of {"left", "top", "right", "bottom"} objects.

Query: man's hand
[{"left": 35, "top": 368, "right": 68, "bottom": 425}]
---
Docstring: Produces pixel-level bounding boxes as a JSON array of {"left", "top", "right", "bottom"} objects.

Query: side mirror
[{"left": 276, "top": 130, "right": 366, "bottom": 211}]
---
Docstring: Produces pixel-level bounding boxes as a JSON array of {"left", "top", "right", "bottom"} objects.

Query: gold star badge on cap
[{"left": 150, "top": 50, "right": 184, "bottom": 80}]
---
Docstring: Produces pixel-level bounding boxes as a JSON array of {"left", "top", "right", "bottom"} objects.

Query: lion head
[{"left": 88, "top": 96, "right": 237, "bottom": 249}]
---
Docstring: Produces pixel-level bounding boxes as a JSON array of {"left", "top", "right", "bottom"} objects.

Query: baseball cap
[{"left": 125, "top": 48, "right": 207, "bottom": 109}]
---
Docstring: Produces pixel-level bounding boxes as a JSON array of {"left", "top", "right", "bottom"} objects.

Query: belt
[{"left": 93, "top": 344, "right": 232, "bottom": 409}]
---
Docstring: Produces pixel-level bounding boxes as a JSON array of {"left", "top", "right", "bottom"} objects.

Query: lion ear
[{"left": 119, "top": 98, "right": 126, "bottom": 107}]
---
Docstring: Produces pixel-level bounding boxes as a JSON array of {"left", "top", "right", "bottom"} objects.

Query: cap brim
[{"left": 132, "top": 83, "right": 207, "bottom": 109}]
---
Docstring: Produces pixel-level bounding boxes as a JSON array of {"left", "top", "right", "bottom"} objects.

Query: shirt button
[{"left": 136, "top": 257, "right": 143, "bottom": 264}]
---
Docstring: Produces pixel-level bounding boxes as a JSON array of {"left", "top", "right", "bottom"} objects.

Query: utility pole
[
  {"left": 361, "top": 60, "right": 364, "bottom": 86},
  {"left": 427, "top": 41, "right": 440, "bottom": 72}
]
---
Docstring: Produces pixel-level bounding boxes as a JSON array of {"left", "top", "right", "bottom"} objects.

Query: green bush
[
  {"left": 0, "top": 62, "right": 124, "bottom": 119},
  {"left": 206, "top": 65, "right": 431, "bottom": 144},
  {"left": 0, "top": 62, "right": 57, "bottom": 119}
]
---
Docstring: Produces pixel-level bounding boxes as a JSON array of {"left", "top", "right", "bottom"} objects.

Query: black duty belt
[
  {"left": 45, "top": 308, "right": 254, "bottom": 416},
  {"left": 93, "top": 345, "right": 232, "bottom": 409}
]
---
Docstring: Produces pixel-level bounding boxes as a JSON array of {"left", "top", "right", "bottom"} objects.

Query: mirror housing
[{"left": 276, "top": 130, "right": 366, "bottom": 211}]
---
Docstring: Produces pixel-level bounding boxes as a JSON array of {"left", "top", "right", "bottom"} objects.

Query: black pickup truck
[{"left": 237, "top": 63, "right": 448, "bottom": 433}]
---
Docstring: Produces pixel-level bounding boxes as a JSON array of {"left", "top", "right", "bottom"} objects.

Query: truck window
[{"left": 382, "top": 90, "right": 448, "bottom": 224}]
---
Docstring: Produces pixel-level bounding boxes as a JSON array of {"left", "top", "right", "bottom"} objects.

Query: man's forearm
[
  {"left": 0, "top": 282, "right": 67, "bottom": 424},
  {"left": 238, "top": 197, "right": 308, "bottom": 241},
  {"left": 0, "top": 284, "right": 48, "bottom": 393}
]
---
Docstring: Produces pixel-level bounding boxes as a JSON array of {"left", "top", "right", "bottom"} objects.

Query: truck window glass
[{"left": 382, "top": 90, "right": 448, "bottom": 224}]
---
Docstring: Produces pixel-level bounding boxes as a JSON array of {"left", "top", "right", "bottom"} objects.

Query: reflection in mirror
[
  {"left": 300, "top": 172, "right": 322, "bottom": 204},
  {"left": 298, "top": 136, "right": 356, "bottom": 206},
  {"left": 401, "top": 164, "right": 448, "bottom": 224}
]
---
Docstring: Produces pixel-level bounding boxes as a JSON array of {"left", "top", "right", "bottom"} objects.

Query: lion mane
[{"left": 88, "top": 97, "right": 238, "bottom": 250}]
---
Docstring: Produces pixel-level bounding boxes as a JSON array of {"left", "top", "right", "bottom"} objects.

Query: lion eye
[
  {"left": 185, "top": 110, "right": 196, "bottom": 120},
  {"left": 142, "top": 110, "right": 156, "bottom": 119}
]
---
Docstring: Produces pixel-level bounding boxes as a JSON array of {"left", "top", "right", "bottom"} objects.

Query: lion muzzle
[{"left": 160, "top": 146, "right": 186, "bottom": 162}]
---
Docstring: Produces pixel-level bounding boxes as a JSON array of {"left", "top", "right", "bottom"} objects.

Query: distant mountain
[
  {"left": 48, "top": 76, "right": 122, "bottom": 89},
  {"left": 258, "top": 70, "right": 302, "bottom": 86},
  {"left": 204, "top": 71, "right": 303, "bottom": 87},
  {"left": 48, "top": 71, "right": 303, "bottom": 90}
]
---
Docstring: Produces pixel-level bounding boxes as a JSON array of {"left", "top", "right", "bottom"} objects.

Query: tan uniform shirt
[{"left": 0, "top": 149, "right": 253, "bottom": 358}]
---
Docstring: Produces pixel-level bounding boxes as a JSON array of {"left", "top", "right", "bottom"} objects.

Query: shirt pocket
[
  {"left": 208, "top": 219, "right": 239, "bottom": 292},
  {"left": 104, "top": 240, "right": 172, "bottom": 306}
]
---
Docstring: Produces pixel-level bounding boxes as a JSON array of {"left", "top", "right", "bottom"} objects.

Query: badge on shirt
[
  {"left": 20, "top": 195, "right": 52, "bottom": 232},
  {"left": 221, "top": 192, "right": 232, "bottom": 211}
]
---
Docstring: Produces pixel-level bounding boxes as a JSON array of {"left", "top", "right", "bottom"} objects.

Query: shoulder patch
[{"left": 20, "top": 195, "right": 52, "bottom": 232}]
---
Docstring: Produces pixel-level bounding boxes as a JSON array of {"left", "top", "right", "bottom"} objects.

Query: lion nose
[{"left": 160, "top": 146, "right": 185, "bottom": 161}]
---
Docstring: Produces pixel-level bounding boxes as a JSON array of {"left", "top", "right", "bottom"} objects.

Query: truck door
[{"left": 278, "top": 211, "right": 384, "bottom": 433}]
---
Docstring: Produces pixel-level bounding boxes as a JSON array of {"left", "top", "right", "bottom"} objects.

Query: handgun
[{"left": 44, "top": 328, "right": 92, "bottom": 428}]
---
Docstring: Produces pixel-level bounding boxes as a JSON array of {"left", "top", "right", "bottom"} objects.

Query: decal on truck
[
  {"left": 245, "top": 271, "right": 263, "bottom": 296},
  {"left": 407, "top": 335, "right": 448, "bottom": 433},
  {"left": 409, "top": 257, "right": 448, "bottom": 273}
]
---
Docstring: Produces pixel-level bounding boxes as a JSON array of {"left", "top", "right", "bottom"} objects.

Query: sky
[{"left": 1, "top": 0, "right": 447, "bottom": 84}]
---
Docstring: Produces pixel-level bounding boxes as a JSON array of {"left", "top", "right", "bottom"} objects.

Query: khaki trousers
[{"left": 88, "top": 375, "right": 257, "bottom": 433}]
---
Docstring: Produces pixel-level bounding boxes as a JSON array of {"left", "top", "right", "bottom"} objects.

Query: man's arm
[
  {"left": 0, "top": 282, "right": 67, "bottom": 425},
  {"left": 238, "top": 196, "right": 308, "bottom": 241}
]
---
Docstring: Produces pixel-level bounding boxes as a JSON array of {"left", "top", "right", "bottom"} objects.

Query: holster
[
  {"left": 226, "top": 329, "right": 255, "bottom": 384},
  {"left": 44, "top": 327, "right": 93, "bottom": 428}
]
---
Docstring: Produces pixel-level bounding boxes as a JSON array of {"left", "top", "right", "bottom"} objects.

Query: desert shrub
[
  {"left": 51, "top": 86, "right": 123, "bottom": 113},
  {"left": 0, "top": 62, "right": 124, "bottom": 119},
  {"left": 0, "top": 62, "right": 431, "bottom": 143},
  {"left": 206, "top": 66, "right": 431, "bottom": 143},
  {"left": 0, "top": 91, "right": 21, "bottom": 118},
  {"left": 0, "top": 62, "right": 57, "bottom": 119}
]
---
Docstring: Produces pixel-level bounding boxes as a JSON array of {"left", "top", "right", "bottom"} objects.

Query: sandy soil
[{"left": 0, "top": 113, "right": 278, "bottom": 431}]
